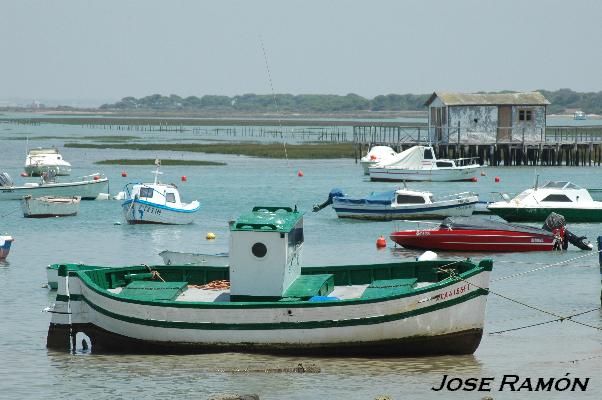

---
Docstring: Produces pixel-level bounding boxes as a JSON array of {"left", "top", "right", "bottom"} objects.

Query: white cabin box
[{"left": 229, "top": 206, "right": 304, "bottom": 301}]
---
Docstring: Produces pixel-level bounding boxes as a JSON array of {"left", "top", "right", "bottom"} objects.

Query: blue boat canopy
[{"left": 335, "top": 190, "right": 395, "bottom": 205}]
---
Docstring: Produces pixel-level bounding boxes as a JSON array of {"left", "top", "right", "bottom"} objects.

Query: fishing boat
[
  {"left": 360, "top": 146, "right": 397, "bottom": 175},
  {"left": 369, "top": 145, "right": 480, "bottom": 182},
  {"left": 313, "top": 187, "right": 478, "bottom": 220},
  {"left": 24, "top": 147, "right": 71, "bottom": 176},
  {"left": 487, "top": 180, "right": 602, "bottom": 222},
  {"left": 20, "top": 195, "right": 80, "bottom": 218},
  {"left": 46, "top": 205, "right": 493, "bottom": 356},
  {"left": 0, "top": 235, "right": 14, "bottom": 261},
  {"left": 159, "top": 250, "right": 229, "bottom": 266},
  {"left": 121, "top": 160, "right": 200, "bottom": 225},
  {"left": 390, "top": 214, "right": 592, "bottom": 252},
  {"left": 0, "top": 171, "right": 109, "bottom": 201}
]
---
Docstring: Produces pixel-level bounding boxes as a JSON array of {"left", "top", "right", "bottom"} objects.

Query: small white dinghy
[
  {"left": 21, "top": 195, "right": 81, "bottom": 218},
  {"left": 122, "top": 160, "right": 200, "bottom": 225}
]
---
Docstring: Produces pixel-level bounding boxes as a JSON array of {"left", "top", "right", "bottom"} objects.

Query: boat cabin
[
  {"left": 229, "top": 206, "right": 307, "bottom": 301},
  {"left": 127, "top": 183, "right": 183, "bottom": 207}
]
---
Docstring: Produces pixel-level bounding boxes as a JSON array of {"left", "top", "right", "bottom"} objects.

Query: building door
[
  {"left": 497, "top": 106, "right": 512, "bottom": 141},
  {"left": 431, "top": 107, "right": 445, "bottom": 142}
]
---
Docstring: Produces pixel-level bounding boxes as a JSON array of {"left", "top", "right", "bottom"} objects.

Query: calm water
[{"left": 0, "top": 120, "right": 601, "bottom": 399}]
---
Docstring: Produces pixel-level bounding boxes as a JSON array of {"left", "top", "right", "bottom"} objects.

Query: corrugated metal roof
[{"left": 425, "top": 91, "right": 550, "bottom": 106}]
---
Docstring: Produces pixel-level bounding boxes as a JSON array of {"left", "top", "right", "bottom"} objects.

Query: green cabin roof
[{"left": 230, "top": 206, "right": 303, "bottom": 233}]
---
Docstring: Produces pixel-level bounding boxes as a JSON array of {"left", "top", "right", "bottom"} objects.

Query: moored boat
[
  {"left": 0, "top": 172, "right": 109, "bottom": 201},
  {"left": 46, "top": 206, "right": 493, "bottom": 356},
  {"left": 20, "top": 195, "right": 80, "bottom": 218},
  {"left": 390, "top": 214, "right": 592, "bottom": 252},
  {"left": 0, "top": 235, "right": 14, "bottom": 261},
  {"left": 360, "top": 146, "right": 397, "bottom": 175},
  {"left": 369, "top": 145, "right": 480, "bottom": 182},
  {"left": 313, "top": 187, "right": 478, "bottom": 220},
  {"left": 121, "top": 160, "right": 200, "bottom": 225},
  {"left": 487, "top": 180, "right": 602, "bottom": 222},
  {"left": 24, "top": 147, "right": 71, "bottom": 177}
]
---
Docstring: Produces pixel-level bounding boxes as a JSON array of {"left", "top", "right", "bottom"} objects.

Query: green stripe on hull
[
  {"left": 78, "top": 289, "right": 487, "bottom": 330},
  {"left": 489, "top": 207, "right": 602, "bottom": 222}
]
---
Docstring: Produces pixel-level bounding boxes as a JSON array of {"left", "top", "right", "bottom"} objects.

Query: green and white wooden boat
[
  {"left": 46, "top": 206, "right": 493, "bottom": 356},
  {"left": 488, "top": 181, "right": 602, "bottom": 222}
]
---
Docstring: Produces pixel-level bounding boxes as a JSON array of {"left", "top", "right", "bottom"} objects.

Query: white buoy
[{"left": 417, "top": 251, "right": 438, "bottom": 261}]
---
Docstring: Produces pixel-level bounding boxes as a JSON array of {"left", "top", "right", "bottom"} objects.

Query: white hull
[
  {"left": 333, "top": 199, "right": 476, "bottom": 220},
  {"left": 21, "top": 196, "right": 80, "bottom": 217},
  {"left": 122, "top": 199, "right": 198, "bottom": 225},
  {"left": 159, "top": 250, "right": 229, "bottom": 266},
  {"left": 0, "top": 178, "right": 109, "bottom": 200},
  {"left": 360, "top": 160, "right": 377, "bottom": 175},
  {"left": 369, "top": 166, "right": 478, "bottom": 182},
  {"left": 58, "top": 268, "right": 490, "bottom": 350}
]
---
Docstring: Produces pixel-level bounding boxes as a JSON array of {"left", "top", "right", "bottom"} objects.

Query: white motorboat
[
  {"left": 314, "top": 187, "right": 478, "bottom": 220},
  {"left": 487, "top": 180, "right": 602, "bottom": 222},
  {"left": 0, "top": 172, "right": 109, "bottom": 201},
  {"left": 24, "top": 147, "right": 71, "bottom": 176},
  {"left": 21, "top": 195, "right": 81, "bottom": 218},
  {"left": 369, "top": 145, "right": 480, "bottom": 182},
  {"left": 121, "top": 161, "right": 200, "bottom": 225},
  {"left": 573, "top": 111, "right": 587, "bottom": 120},
  {"left": 360, "top": 146, "right": 397, "bottom": 175}
]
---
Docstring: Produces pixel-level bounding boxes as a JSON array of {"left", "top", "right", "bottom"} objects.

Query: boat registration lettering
[
  {"left": 531, "top": 238, "right": 543, "bottom": 243},
  {"left": 141, "top": 205, "right": 161, "bottom": 215},
  {"left": 436, "top": 284, "right": 470, "bottom": 301},
  {"left": 415, "top": 230, "right": 431, "bottom": 236}
]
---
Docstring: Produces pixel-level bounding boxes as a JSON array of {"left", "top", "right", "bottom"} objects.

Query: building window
[{"left": 518, "top": 109, "right": 533, "bottom": 122}]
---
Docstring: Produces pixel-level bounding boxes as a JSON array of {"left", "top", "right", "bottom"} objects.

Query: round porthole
[{"left": 251, "top": 242, "right": 267, "bottom": 258}]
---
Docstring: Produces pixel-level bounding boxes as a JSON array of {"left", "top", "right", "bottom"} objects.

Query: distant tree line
[{"left": 99, "top": 89, "right": 602, "bottom": 114}]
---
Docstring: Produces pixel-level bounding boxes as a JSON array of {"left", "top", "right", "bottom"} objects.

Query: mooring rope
[
  {"left": 0, "top": 205, "right": 22, "bottom": 218},
  {"left": 488, "top": 307, "right": 601, "bottom": 335}
]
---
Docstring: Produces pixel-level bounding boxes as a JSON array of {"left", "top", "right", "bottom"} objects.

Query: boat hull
[
  {"left": 333, "top": 200, "right": 477, "bottom": 220},
  {"left": 0, "top": 236, "right": 13, "bottom": 261},
  {"left": 24, "top": 164, "right": 71, "bottom": 177},
  {"left": 390, "top": 229, "right": 556, "bottom": 252},
  {"left": 48, "top": 262, "right": 491, "bottom": 356},
  {"left": 20, "top": 196, "right": 80, "bottom": 218},
  {"left": 122, "top": 199, "right": 199, "bottom": 225},
  {"left": 488, "top": 206, "right": 602, "bottom": 222},
  {"left": 159, "top": 250, "right": 229, "bottom": 266},
  {"left": 369, "top": 166, "right": 478, "bottom": 182},
  {"left": 0, "top": 179, "right": 108, "bottom": 200}
]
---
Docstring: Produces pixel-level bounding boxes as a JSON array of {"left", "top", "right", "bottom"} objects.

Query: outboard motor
[
  {"left": 312, "top": 188, "right": 344, "bottom": 212},
  {"left": 0, "top": 172, "right": 13, "bottom": 187},
  {"left": 542, "top": 212, "right": 592, "bottom": 251}
]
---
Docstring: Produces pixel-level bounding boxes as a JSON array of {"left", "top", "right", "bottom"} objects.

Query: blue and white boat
[
  {"left": 0, "top": 235, "right": 14, "bottom": 261},
  {"left": 121, "top": 161, "right": 200, "bottom": 225},
  {"left": 314, "top": 188, "right": 478, "bottom": 220}
]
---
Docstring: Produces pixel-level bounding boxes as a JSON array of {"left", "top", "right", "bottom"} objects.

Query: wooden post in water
[{"left": 598, "top": 236, "right": 602, "bottom": 301}]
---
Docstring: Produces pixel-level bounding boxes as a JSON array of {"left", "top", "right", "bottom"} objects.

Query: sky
[{"left": 1, "top": 0, "right": 601, "bottom": 106}]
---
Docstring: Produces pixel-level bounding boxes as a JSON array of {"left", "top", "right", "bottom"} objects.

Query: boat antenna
[
  {"left": 260, "top": 35, "right": 290, "bottom": 168},
  {"left": 534, "top": 170, "right": 539, "bottom": 190},
  {"left": 153, "top": 158, "right": 163, "bottom": 185}
]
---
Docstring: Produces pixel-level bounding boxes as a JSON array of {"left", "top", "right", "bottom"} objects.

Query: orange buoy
[
  {"left": 297, "top": 170, "right": 304, "bottom": 177},
  {"left": 480, "top": 171, "right": 486, "bottom": 176},
  {"left": 495, "top": 176, "right": 500, "bottom": 183},
  {"left": 181, "top": 176, "right": 187, "bottom": 182},
  {"left": 93, "top": 175, "right": 100, "bottom": 181},
  {"left": 370, "top": 155, "right": 377, "bottom": 161},
  {"left": 121, "top": 171, "right": 127, "bottom": 177},
  {"left": 376, "top": 236, "right": 387, "bottom": 248},
  {"left": 470, "top": 176, "right": 478, "bottom": 182},
  {"left": 20, "top": 172, "right": 28, "bottom": 177}
]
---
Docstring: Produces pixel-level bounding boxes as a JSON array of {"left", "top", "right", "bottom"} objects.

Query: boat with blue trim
[
  {"left": 313, "top": 187, "right": 478, "bottom": 220},
  {"left": 121, "top": 160, "right": 200, "bottom": 225},
  {"left": 0, "top": 235, "right": 14, "bottom": 261},
  {"left": 46, "top": 206, "right": 493, "bottom": 356}
]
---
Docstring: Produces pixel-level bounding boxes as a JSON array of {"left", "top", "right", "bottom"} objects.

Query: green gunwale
[{"left": 58, "top": 259, "right": 492, "bottom": 309}]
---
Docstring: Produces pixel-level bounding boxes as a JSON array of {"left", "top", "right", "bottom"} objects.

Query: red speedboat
[{"left": 390, "top": 216, "right": 591, "bottom": 252}]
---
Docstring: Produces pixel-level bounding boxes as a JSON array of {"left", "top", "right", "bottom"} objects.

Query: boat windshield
[
  {"left": 396, "top": 194, "right": 426, "bottom": 204},
  {"left": 542, "top": 181, "right": 582, "bottom": 190}
]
